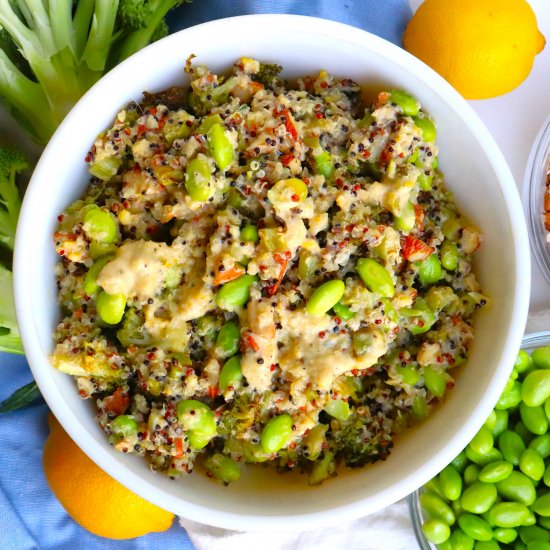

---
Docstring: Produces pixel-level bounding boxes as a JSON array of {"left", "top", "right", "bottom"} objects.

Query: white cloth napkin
[{"left": 180, "top": 498, "right": 415, "bottom": 550}]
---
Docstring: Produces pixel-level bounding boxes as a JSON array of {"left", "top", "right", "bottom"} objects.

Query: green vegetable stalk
[{"left": 0, "top": 0, "right": 190, "bottom": 144}]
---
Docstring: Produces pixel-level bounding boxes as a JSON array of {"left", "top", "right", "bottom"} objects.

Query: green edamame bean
[
  {"left": 485, "top": 410, "right": 498, "bottom": 431},
  {"left": 241, "top": 224, "right": 259, "bottom": 243},
  {"left": 545, "top": 400, "right": 550, "bottom": 422},
  {"left": 423, "top": 366, "right": 448, "bottom": 398},
  {"left": 261, "top": 414, "right": 293, "bottom": 453},
  {"left": 332, "top": 301, "right": 355, "bottom": 321},
  {"left": 389, "top": 89, "right": 420, "bottom": 116},
  {"left": 314, "top": 149, "right": 335, "bottom": 181},
  {"left": 207, "top": 123, "right": 234, "bottom": 171},
  {"left": 519, "top": 526, "right": 550, "bottom": 544},
  {"left": 496, "top": 382, "right": 523, "bottom": 410},
  {"left": 526, "top": 542, "right": 550, "bottom": 550},
  {"left": 417, "top": 254, "right": 443, "bottom": 286},
  {"left": 453, "top": 497, "right": 464, "bottom": 517},
  {"left": 395, "top": 364, "right": 420, "bottom": 386},
  {"left": 83, "top": 208, "right": 117, "bottom": 243},
  {"left": 516, "top": 542, "right": 528, "bottom": 550},
  {"left": 488, "top": 502, "right": 531, "bottom": 528},
  {"left": 215, "top": 274, "right": 257, "bottom": 310},
  {"left": 418, "top": 172, "right": 433, "bottom": 191},
  {"left": 493, "top": 528, "right": 518, "bottom": 544},
  {"left": 438, "top": 542, "right": 452, "bottom": 550},
  {"left": 538, "top": 517, "right": 550, "bottom": 530},
  {"left": 96, "top": 291, "right": 126, "bottom": 325},
  {"left": 218, "top": 355, "right": 243, "bottom": 392},
  {"left": 401, "top": 297, "right": 436, "bottom": 334},
  {"left": 449, "top": 528, "right": 475, "bottom": 550},
  {"left": 356, "top": 258, "right": 394, "bottom": 298},
  {"left": 532, "top": 493, "right": 550, "bottom": 517},
  {"left": 462, "top": 482, "right": 498, "bottom": 514},
  {"left": 470, "top": 425, "right": 494, "bottom": 455},
  {"left": 203, "top": 453, "right": 241, "bottom": 483},
  {"left": 197, "top": 114, "right": 224, "bottom": 134},
  {"left": 451, "top": 450, "right": 469, "bottom": 474},
  {"left": 532, "top": 348, "right": 550, "bottom": 369},
  {"left": 519, "top": 448, "right": 545, "bottom": 481},
  {"left": 465, "top": 464, "right": 482, "bottom": 485},
  {"left": 306, "top": 280, "right": 346, "bottom": 317},
  {"left": 324, "top": 399, "right": 351, "bottom": 422},
  {"left": 478, "top": 461, "right": 513, "bottom": 483},
  {"left": 83, "top": 254, "right": 113, "bottom": 296},
  {"left": 492, "top": 410, "right": 509, "bottom": 438},
  {"left": 425, "top": 477, "right": 445, "bottom": 498},
  {"left": 523, "top": 513, "right": 537, "bottom": 527},
  {"left": 544, "top": 464, "right": 550, "bottom": 487},
  {"left": 110, "top": 415, "right": 138, "bottom": 437},
  {"left": 515, "top": 350, "right": 533, "bottom": 373},
  {"left": 474, "top": 542, "right": 501, "bottom": 550},
  {"left": 466, "top": 446, "right": 503, "bottom": 466},
  {"left": 420, "top": 492, "right": 456, "bottom": 525},
  {"left": 498, "top": 431, "right": 526, "bottom": 466},
  {"left": 496, "top": 471, "right": 537, "bottom": 506},
  {"left": 440, "top": 464, "right": 463, "bottom": 501},
  {"left": 458, "top": 513, "right": 493, "bottom": 541},
  {"left": 394, "top": 201, "right": 415, "bottom": 232},
  {"left": 515, "top": 421, "right": 535, "bottom": 445},
  {"left": 520, "top": 403, "right": 549, "bottom": 435},
  {"left": 413, "top": 115, "right": 437, "bottom": 142},
  {"left": 185, "top": 156, "right": 213, "bottom": 202},
  {"left": 422, "top": 518, "right": 451, "bottom": 544},
  {"left": 216, "top": 321, "right": 240, "bottom": 358},
  {"left": 522, "top": 371, "right": 550, "bottom": 407},
  {"left": 308, "top": 451, "right": 336, "bottom": 485},
  {"left": 177, "top": 399, "right": 217, "bottom": 449}
]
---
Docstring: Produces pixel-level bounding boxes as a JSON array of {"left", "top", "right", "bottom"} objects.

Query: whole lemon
[
  {"left": 43, "top": 415, "right": 174, "bottom": 540},
  {"left": 403, "top": 0, "right": 545, "bottom": 99}
]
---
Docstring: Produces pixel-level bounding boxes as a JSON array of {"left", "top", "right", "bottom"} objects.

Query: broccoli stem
[{"left": 116, "top": 0, "right": 179, "bottom": 62}]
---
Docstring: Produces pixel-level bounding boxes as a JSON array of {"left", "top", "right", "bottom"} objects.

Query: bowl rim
[{"left": 13, "top": 14, "right": 530, "bottom": 531}]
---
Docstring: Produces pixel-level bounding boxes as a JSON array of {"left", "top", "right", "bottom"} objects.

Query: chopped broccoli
[
  {"left": 0, "top": 1, "right": 191, "bottom": 144},
  {"left": 188, "top": 74, "right": 239, "bottom": 117},
  {"left": 253, "top": 63, "right": 284, "bottom": 89}
]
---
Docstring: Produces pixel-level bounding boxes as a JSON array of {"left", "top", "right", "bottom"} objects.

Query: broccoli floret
[
  {"left": 0, "top": 147, "right": 26, "bottom": 252},
  {"left": 253, "top": 63, "right": 284, "bottom": 90},
  {"left": 218, "top": 392, "right": 261, "bottom": 439}
]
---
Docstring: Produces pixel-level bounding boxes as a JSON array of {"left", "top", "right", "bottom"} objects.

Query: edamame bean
[
  {"left": 418, "top": 172, "right": 433, "bottom": 191},
  {"left": 314, "top": 149, "right": 335, "bottom": 181},
  {"left": 413, "top": 115, "right": 437, "bottom": 142},
  {"left": 544, "top": 464, "right": 550, "bottom": 487},
  {"left": 496, "top": 471, "right": 537, "bottom": 506},
  {"left": 532, "top": 493, "right": 550, "bottom": 517},
  {"left": 493, "top": 528, "right": 518, "bottom": 544},
  {"left": 356, "top": 258, "right": 394, "bottom": 298},
  {"left": 83, "top": 254, "right": 113, "bottom": 296},
  {"left": 207, "top": 123, "right": 234, "bottom": 170},
  {"left": 425, "top": 477, "right": 445, "bottom": 498},
  {"left": 332, "top": 301, "right": 355, "bottom": 321},
  {"left": 545, "top": 400, "right": 550, "bottom": 422},
  {"left": 538, "top": 517, "right": 550, "bottom": 530},
  {"left": 417, "top": 254, "right": 443, "bottom": 286},
  {"left": 520, "top": 403, "right": 549, "bottom": 435},
  {"left": 423, "top": 366, "right": 448, "bottom": 398},
  {"left": 466, "top": 446, "right": 503, "bottom": 466},
  {"left": 420, "top": 492, "right": 456, "bottom": 525},
  {"left": 522, "top": 371, "right": 550, "bottom": 407},
  {"left": 185, "top": 156, "right": 212, "bottom": 202},
  {"left": 462, "top": 482, "right": 498, "bottom": 514},
  {"left": 401, "top": 298, "right": 436, "bottom": 334},
  {"left": 519, "top": 526, "right": 550, "bottom": 544},
  {"left": 240, "top": 224, "right": 259, "bottom": 243},
  {"left": 308, "top": 451, "right": 336, "bottom": 485},
  {"left": 498, "top": 431, "right": 526, "bottom": 466},
  {"left": 394, "top": 201, "right": 415, "bottom": 232},
  {"left": 485, "top": 410, "right": 498, "bottom": 431},
  {"left": 449, "top": 528, "right": 475, "bottom": 550},
  {"left": 96, "top": 291, "right": 126, "bottom": 325},
  {"left": 492, "top": 410, "right": 509, "bottom": 438},
  {"left": 526, "top": 542, "right": 550, "bottom": 550},
  {"left": 110, "top": 415, "right": 138, "bottom": 438},
  {"left": 532, "top": 348, "right": 550, "bottom": 369},
  {"left": 439, "top": 464, "right": 463, "bottom": 501},
  {"left": 83, "top": 208, "right": 117, "bottom": 243},
  {"left": 464, "top": 464, "right": 481, "bottom": 485},
  {"left": 215, "top": 274, "right": 257, "bottom": 310},
  {"left": 516, "top": 350, "right": 533, "bottom": 373},
  {"left": 261, "top": 414, "right": 293, "bottom": 453},
  {"left": 519, "top": 449, "right": 545, "bottom": 481},
  {"left": 389, "top": 89, "right": 420, "bottom": 116},
  {"left": 306, "top": 280, "right": 346, "bottom": 317},
  {"left": 203, "top": 453, "right": 240, "bottom": 483},
  {"left": 478, "top": 461, "right": 513, "bottom": 484},
  {"left": 218, "top": 355, "right": 243, "bottom": 392},
  {"left": 488, "top": 503, "right": 531, "bottom": 528},
  {"left": 177, "top": 399, "right": 217, "bottom": 450},
  {"left": 496, "top": 382, "right": 523, "bottom": 410},
  {"left": 422, "top": 518, "right": 451, "bottom": 544},
  {"left": 451, "top": 450, "right": 469, "bottom": 473},
  {"left": 458, "top": 513, "right": 493, "bottom": 541},
  {"left": 515, "top": 421, "right": 535, "bottom": 445},
  {"left": 324, "top": 399, "right": 351, "bottom": 421},
  {"left": 470, "top": 425, "right": 494, "bottom": 455},
  {"left": 216, "top": 321, "right": 240, "bottom": 358},
  {"left": 473, "top": 542, "right": 501, "bottom": 550}
]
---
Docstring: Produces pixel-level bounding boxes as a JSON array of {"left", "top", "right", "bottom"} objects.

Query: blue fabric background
[{"left": 0, "top": 1, "right": 410, "bottom": 547}]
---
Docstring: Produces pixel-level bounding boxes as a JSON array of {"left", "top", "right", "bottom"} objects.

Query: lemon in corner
[
  {"left": 403, "top": 0, "right": 545, "bottom": 99},
  {"left": 43, "top": 415, "right": 174, "bottom": 540}
]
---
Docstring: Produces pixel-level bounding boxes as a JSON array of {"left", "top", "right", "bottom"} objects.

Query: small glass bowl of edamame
[{"left": 409, "top": 331, "right": 550, "bottom": 550}]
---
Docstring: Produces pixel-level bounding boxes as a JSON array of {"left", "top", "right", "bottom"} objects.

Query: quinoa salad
[{"left": 51, "top": 57, "right": 487, "bottom": 485}]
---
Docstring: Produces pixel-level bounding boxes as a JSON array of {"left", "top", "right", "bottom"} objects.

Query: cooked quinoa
[{"left": 51, "top": 57, "right": 487, "bottom": 485}]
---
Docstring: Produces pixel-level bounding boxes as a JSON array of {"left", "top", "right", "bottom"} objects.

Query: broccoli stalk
[
  {"left": 0, "top": 0, "right": 189, "bottom": 144},
  {"left": 0, "top": 147, "right": 27, "bottom": 354}
]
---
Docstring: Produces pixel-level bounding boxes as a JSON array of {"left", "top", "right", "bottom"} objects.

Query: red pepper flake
[
  {"left": 338, "top": 240, "right": 348, "bottom": 249},
  {"left": 335, "top": 177, "right": 343, "bottom": 187},
  {"left": 303, "top": 178, "right": 310, "bottom": 185},
  {"left": 375, "top": 319, "right": 382, "bottom": 325},
  {"left": 186, "top": 367, "right": 194, "bottom": 376},
  {"left": 318, "top": 331, "right": 326, "bottom": 338},
  {"left": 280, "top": 153, "right": 294, "bottom": 166},
  {"left": 393, "top": 326, "right": 400, "bottom": 333},
  {"left": 268, "top": 253, "right": 289, "bottom": 296},
  {"left": 279, "top": 108, "right": 298, "bottom": 140},
  {"left": 315, "top": 112, "right": 324, "bottom": 119},
  {"left": 244, "top": 333, "right": 259, "bottom": 352},
  {"left": 147, "top": 352, "right": 155, "bottom": 360},
  {"left": 58, "top": 249, "right": 65, "bottom": 255},
  {"left": 291, "top": 194, "right": 300, "bottom": 202},
  {"left": 351, "top": 369, "right": 359, "bottom": 376},
  {"left": 418, "top": 320, "right": 425, "bottom": 328},
  {"left": 436, "top": 355, "right": 443, "bottom": 363},
  {"left": 362, "top": 150, "right": 371, "bottom": 159},
  {"left": 270, "top": 364, "right": 277, "bottom": 372},
  {"left": 335, "top": 317, "right": 341, "bottom": 325},
  {"left": 57, "top": 214, "right": 64, "bottom": 222},
  {"left": 208, "top": 386, "right": 219, "bottom": 399},
  {"left": 320, "top": 81, "right": 328, "bottom": 89},
  {"left": 137, "top": 124, "right": 147, "bottom": 137},
  {"left": 84, "top": 153, "right": 92, "bottom": 163},
  {"left": 446, "top": 380, "right": 455, "bottom": 390},
  {"left": 290, "top": 442, "right": 297, "bottom": 450},
  {"left": 124, "top": 128, "right": 131, "bottom": 135}
]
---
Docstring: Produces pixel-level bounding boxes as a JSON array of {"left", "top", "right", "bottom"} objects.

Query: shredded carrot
[
  {"left": 208, "top": 386, "right": 219, "bottom": 399},
  {"left": 213, "top": 265, "right": 245, "bottom": 285},
  {"left": 244, "top": 333, "right": 259, "bottom": 352},
  {"left": 280, "top": 153, "right": 295, "bottom": 167},
  {"left": 174, "top": 438, "right": 184, "bottom": 459},
  {"left": 280, "top": 108, "right": 298, "bottom": 141},
  {"left": 267, "top": 252, "right": 289, "bottom": 296}
]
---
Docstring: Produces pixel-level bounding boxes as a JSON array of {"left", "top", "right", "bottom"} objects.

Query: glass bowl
[
  {"left": 524, "top": 116, "right": 550, "bottom": 286},
  {"left": 408, "top": 330, "right": 550, "bottom": 549}
]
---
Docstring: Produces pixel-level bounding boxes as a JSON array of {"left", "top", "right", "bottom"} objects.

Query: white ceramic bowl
[{"left": 14, "top": 15, "right": 530, "bottom": 531}]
